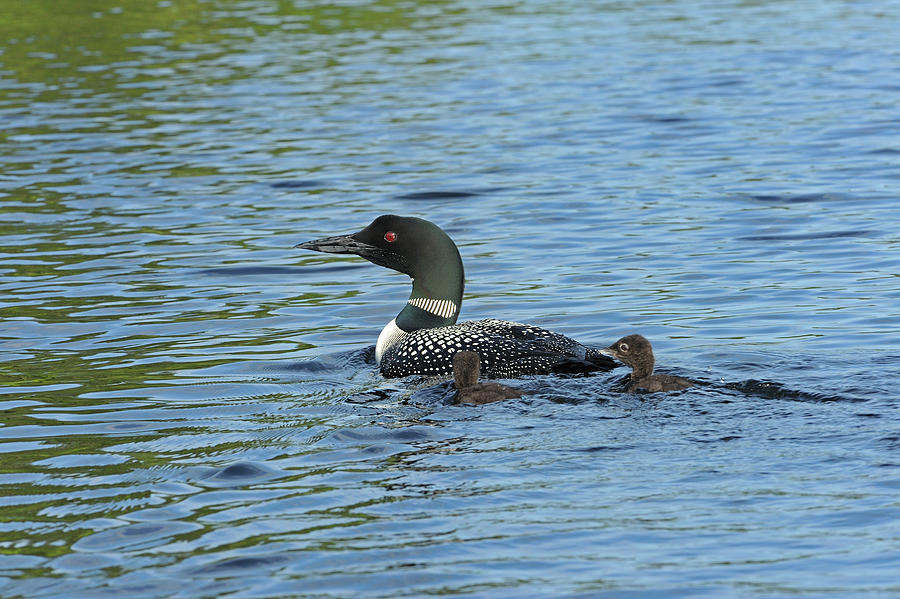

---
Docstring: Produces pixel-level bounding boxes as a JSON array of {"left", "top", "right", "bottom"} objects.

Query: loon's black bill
[
  {"left": 296, "top": 232, "right": 408, "bottom": 273},
  {"left": 294, "top": 234, "right": 372, "bottom": 255}
]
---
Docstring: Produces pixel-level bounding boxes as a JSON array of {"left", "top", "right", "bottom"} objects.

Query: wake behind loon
[{"left": 296, "top": 215, "right": 615, "bottom": 379}]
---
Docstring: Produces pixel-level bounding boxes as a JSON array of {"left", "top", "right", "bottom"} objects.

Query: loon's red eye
[{"left": 384, "top": 231, "right": 397, "bottom": 243}]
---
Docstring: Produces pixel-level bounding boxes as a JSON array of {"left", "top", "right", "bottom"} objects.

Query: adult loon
[
  {"left": 601, "top": 334, "right": 692, "bottom": 392},
  {"left": 296, "top": 215, "right": 615, "bottom": 379},
  {"left": 453, "top": 351, "right": 523, "bottom": 405}
]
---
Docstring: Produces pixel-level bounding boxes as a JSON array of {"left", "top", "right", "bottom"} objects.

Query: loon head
[
  {"left": 296, "top": 215, "right": 465, "bottom": 332},
  {"left": 601, "top": 334, "right": 655, "bottom": 379}
]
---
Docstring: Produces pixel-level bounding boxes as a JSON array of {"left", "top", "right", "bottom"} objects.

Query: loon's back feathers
[{"left": 380, "top": 318, "right": 613, "bottom": 379}]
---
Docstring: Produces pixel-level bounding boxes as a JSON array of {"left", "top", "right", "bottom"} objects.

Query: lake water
[{"left": 2, "top": 1, "right": 900, "bottom": 596}]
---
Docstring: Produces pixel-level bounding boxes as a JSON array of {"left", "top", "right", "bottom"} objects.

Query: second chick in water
[
  {"left": 601, "top": 334, "right": 692, "bottom": 393},
  {"left": 453, "top": 351, "right": 523, "bottom": 405}
]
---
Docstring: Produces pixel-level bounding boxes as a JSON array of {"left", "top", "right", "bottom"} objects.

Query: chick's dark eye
[
  {"left": 619, "top": 343, "right": 629, "bottom": 352},
  {"left": 384, "top": 231, "right": 397, "bottom": 243}
]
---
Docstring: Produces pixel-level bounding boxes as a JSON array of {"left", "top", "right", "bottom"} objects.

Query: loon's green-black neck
[
  {"left": 396, "top": 266, "right": 464, "bottom": 332},
  {"left": 395, "top": 221, "right": 464, "bottom": 332}
]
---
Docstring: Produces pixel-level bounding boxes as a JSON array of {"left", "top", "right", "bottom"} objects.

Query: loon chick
[
  {"left": 453, "top": 351, "right": 523, "bottom": 405},
  {"left": 601, "top": 334, "right": 692, "bottom": 392},
  {"left": 296, "top": 215, "right": 615, "bottom": 379}
]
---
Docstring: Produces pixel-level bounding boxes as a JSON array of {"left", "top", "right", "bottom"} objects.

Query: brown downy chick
[
  {"left": 602, "top": 334, "right": 692, "bottom": 393},
  {"left": 453, "top": 351, "right": 523, "bottom": 405}
]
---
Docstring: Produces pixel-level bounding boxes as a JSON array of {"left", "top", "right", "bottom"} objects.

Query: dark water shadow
[
  {"left": 197, "top": 461, "right": 284, "bottom": 488},
  {"left": 725, "top": 379, "right": 864, "bottom": 403},
  {"left": 744, "top": 192, "right": 853, "bottom": 204},
  {"left": 200, "top": 262, "right": 368, "bottom": 276},
  {"left": 739, "top": 230, "right": 872, "bottom": 241},
  {"left": 394, "top": 190, "right": 483, "bottom": 200},
  {"left": 198, "top": 265, "right": 309, "bottom": 276},
  {"left": 72, "top": 521, "right": 202, "bottom": 552},
  {"left": 631, "top": 113, "right": 694, "bottom": 124},
  {"left": 345, "top": 388, "right": 395, "bottom": 404},
  {"left": 407, "top": 379, "right": 457, "bottom": 406},
  {"left": 270, "top": 180, "right": 324, "bottom": 189},
  {"left": 194, "top": 554, "right": 291, "bottom": 574}
]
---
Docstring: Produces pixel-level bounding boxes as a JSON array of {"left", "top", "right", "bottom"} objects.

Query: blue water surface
[{"left": 2, "top": 1, "right": 900, "bottom": 597}]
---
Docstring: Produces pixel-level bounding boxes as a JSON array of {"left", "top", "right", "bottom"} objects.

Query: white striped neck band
[{"left": 407, "top": 297, "right": 458, "bottom": 319}]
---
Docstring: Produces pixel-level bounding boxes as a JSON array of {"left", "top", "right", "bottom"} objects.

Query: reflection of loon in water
[
  {"left": 601, "top": 334, "right": 692, "bottom": 393},
  {"left": 296, "top": 215, "right": 616, "bottom": 379},
  {"left": 453, "top": 351, "right": 523, "bottom": 405}
]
